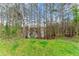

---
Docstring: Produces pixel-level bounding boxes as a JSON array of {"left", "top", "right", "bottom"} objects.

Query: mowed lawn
[{"left": 0, "top": 38, "right": 79, "bottom": 56}]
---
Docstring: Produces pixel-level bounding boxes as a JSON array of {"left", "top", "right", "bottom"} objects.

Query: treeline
[{"left": 0, "top": 3, "right": 79, "bottom": 39}]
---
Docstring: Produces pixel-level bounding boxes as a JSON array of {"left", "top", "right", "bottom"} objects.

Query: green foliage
[
  {"left": 10, "top": 27, "right": 17, "bottom": 36},
  {"left": 2, "top": 24, "right": 19, "bottom": 38},
  {"left": 72, "top": 4, "right": 79, "bottom": 24},
  {"left": 3, "top": 24, "right": 11, "bottom": 38}
]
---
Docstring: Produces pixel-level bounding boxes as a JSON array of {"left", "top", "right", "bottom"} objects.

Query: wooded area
[{"left": 0, "top": 3, "right": 79, "bottom": 39}]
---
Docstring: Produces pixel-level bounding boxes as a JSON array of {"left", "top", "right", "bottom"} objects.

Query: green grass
[{"left": 0, "top": 38, "right": 79, "bottom": 56}]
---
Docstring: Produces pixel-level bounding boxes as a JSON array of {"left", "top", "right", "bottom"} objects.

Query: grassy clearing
[{"left": 0, "top": 38, "right": 79, "bottom": 56}]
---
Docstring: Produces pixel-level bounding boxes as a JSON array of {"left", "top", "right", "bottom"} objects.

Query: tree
[
  {"left": 3, "top": 3, "right": 23, "bottom": 39},
  {"left": 72, "top": 4, "right": 79, "bottom": 36},
  {"left": 72, "top": 4, "right": 79, "bottom": 24}
]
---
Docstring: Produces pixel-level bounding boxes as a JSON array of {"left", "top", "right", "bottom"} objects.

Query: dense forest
[{"left": 0, "top": 3, "right": 79, "bottom": 39}]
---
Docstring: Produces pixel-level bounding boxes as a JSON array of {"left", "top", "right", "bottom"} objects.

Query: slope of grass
[{"left": 0, "top": 38, "right": 79, "bottom": 56}]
